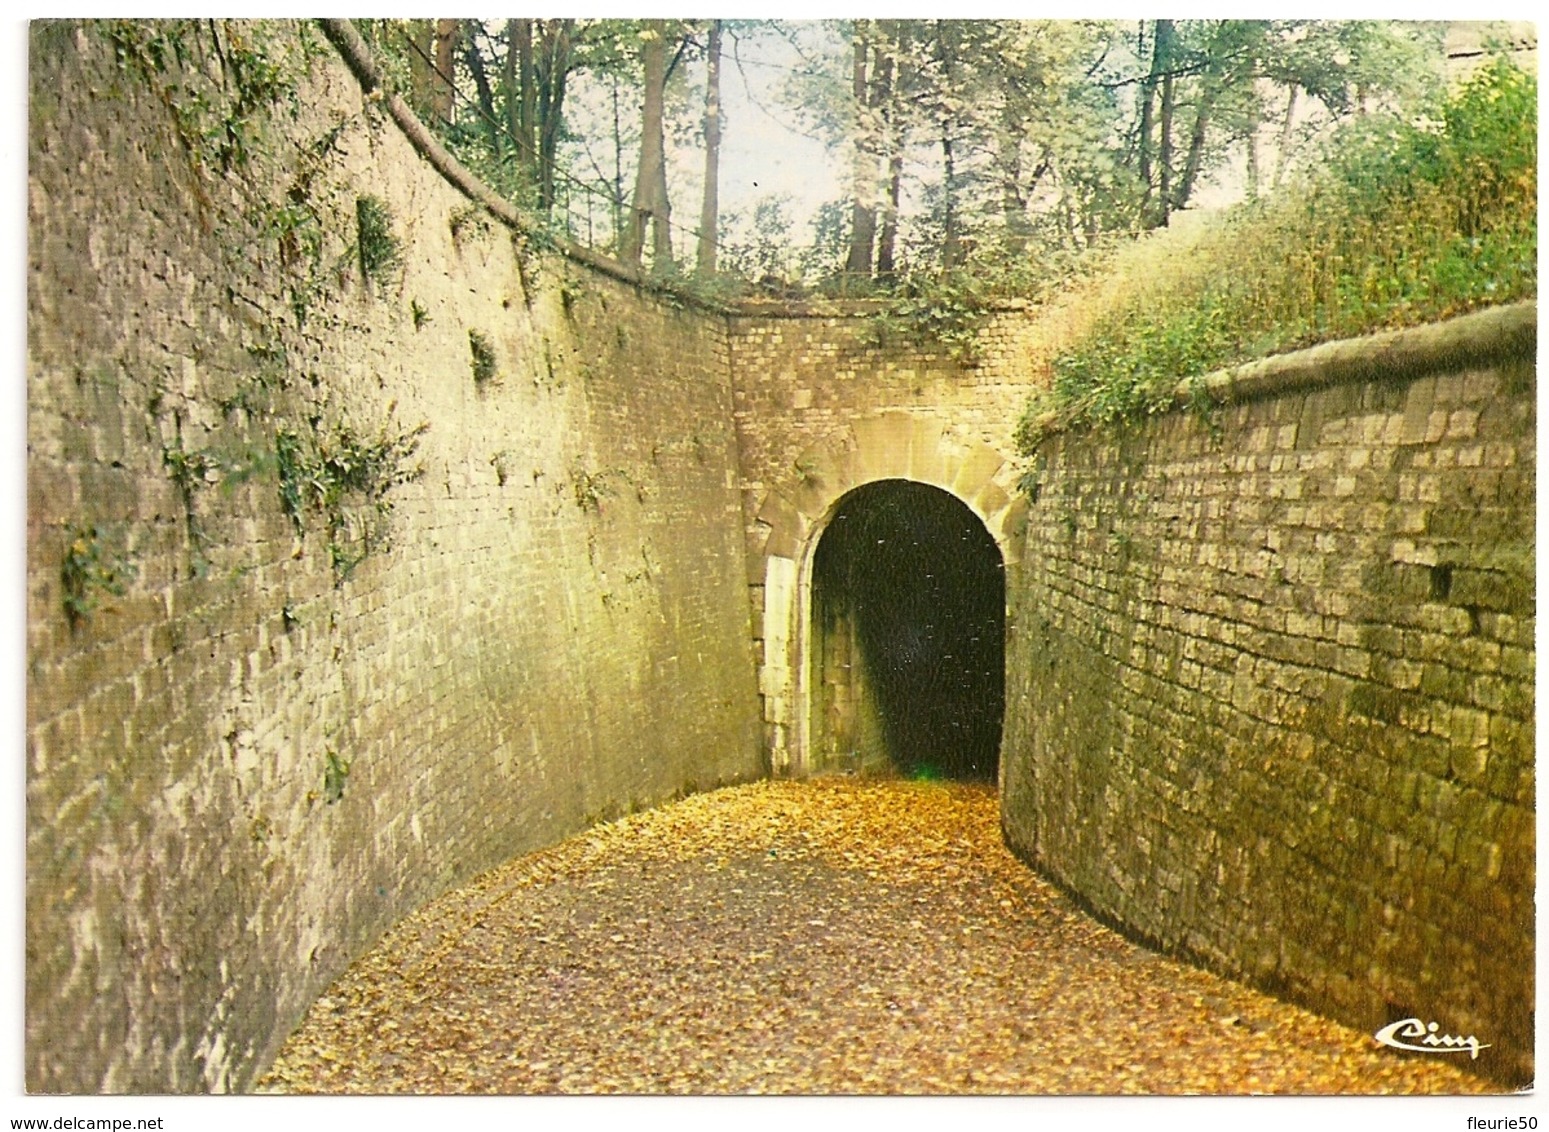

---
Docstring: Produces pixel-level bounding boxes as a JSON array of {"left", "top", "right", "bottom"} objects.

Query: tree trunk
[
  {"left": 999, "top": 114, "right": 1031, "bottom": 256},
  {"left": 506, "top": 19, "right": 536, "bottom": 179},
  {"left": 1137, "top": 21, "right": 1159, "bottom": 216},
  {"left": 696, "top": 20, "right": 723, "bottom": 278},
  {"left": 623, "top": 20, "right": 673, "bottom": 269},
  {"left": 876, "top": 149, "right": 903, "bottom": 278},
  {"left": 407, "top": 21, "right": 437, "bottom": 120},
  {"left": 1272, "top": 83, "right": 1298, "bottom": 189},
  {"left": 1246, "top": 126, "right": 1260, "bottom": 200},
  {"left": 1155, "top": 20, "right": 1176, "bottom": 227},
  {"left": 1171, "top": 86, "right": 1217, "bottom": 213},
  {"left": 844, "top": 28, "right": 877, "bottom": 279},
  {"left": 462, "top": 22, "right": 499, "bottom": 154},
  {"left": 936, "top": 22, "right": 962, "bottom": 267},
  {"left": 611, "top": 77, "right": 625, "bottom": 244},
  {"left": 536, "top": 21, "right": 574, "bottom": 214},
  {"left": 940, "top": 128, "right": 962, "bottom": 268},
  {"left": 431, "top": 18, "right": 458, "bottom": 124}
]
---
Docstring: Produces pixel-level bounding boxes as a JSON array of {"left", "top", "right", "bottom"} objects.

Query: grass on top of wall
[{"left": 1015, "top": 57, "right": 1537, "bottom": 449}]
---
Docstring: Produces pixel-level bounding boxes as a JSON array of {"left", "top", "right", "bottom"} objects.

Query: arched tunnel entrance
[{"left": 808, "top": 480, "right": 1005, "bottom": 782}]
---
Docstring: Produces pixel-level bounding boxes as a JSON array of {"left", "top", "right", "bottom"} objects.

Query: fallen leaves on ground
[{"left": 259, "top": 778, "right": 1497, "bottom": 1095}]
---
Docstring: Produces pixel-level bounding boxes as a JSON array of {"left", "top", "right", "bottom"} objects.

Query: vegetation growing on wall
[
  {"left": 95, "top": 21, "right": 438, "bottom": 590},
  {"left": 60, "top": 524, "right": 137, "bottom": 630},
  {"left": 355, "top": 20, "right": 1451, "bottom": 293},
  {"left": 866, "top": 270, "right": 995, "bottom": 365},
  {"left": 162, "top": 436, "right": 224, "bottom": 575},
  {"left": 1015, "top": 59, "right": 1537, "bottom": 443},
  {"left": 355, "top": 194, "right": 403, "bottom": 290},
  {"left": 321, "top": 748, "right": 351, "bottom": 803},
  {"left": 468, "top": 330, "right": 500, "bottom": 386},
  {"left": 103, "top": 19, "right": 319, "bottom": 179},
  {"left": 274, "top": 412, "right": 429, "bottom": 584}
]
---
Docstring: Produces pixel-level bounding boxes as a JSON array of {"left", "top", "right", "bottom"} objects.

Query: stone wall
[
  {"left": 27, "top": 21, "right": 761, "bottom": 1093},
  {"left": 1002, "top": 303, "right": 1536, "bottom": 1084}
]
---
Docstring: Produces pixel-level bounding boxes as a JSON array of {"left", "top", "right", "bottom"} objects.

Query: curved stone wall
[
  {"left": 1002, "top": 303, "right": 1536, "bottom": 1084},
  {"left": 27, "top": 21, "right": 761, "bottom": 1092}
]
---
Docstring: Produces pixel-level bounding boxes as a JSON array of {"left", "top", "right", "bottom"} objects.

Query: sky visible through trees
[{"left": 373, "top": 18, "right": 1525, "bottom": 298}]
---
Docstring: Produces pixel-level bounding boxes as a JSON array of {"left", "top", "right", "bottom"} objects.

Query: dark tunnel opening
[{"left": 810, "top": 479, "right": 1005, "bottom": 783}]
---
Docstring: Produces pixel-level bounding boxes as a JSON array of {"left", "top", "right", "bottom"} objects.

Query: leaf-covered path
[{"left": 261, "top": 779, "right": 1493, "bottom": 1095}]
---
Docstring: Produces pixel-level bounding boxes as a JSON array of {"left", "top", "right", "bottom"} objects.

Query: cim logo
[{"left": 1374, "top": 1016, "right": 1490, "bottom": 1060}]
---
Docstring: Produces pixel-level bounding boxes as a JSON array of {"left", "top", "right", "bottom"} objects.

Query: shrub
[{"left": 1019, "top": 57, "right": 1536, "bottom": 446}]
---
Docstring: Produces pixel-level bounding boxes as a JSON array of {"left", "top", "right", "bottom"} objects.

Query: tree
[
  {"left": 378, "top": 17, "right": 1447, "bottom": 288},
  {"left": 502, "top": 19, "right": 575, "bottom": 214},
  {"left": 622, "top": 20, "right": 674, "bottom": 269},
  {"left": 696, "top": 20, "right": 724, "bottom": 277},
  {"left": 843, "top": 21, "right": 884, "bottom": 276},
  {"left": 432, "top": 19, "right": 458, "bottom": 124}
]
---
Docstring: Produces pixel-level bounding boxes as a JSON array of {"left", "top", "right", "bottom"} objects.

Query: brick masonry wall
[
  {"left": 27, "top": 22, "right": 760, "bottom": 1093},
  {"left": 1003, "top": 311, "right": 1535, "bottom": 1084}
]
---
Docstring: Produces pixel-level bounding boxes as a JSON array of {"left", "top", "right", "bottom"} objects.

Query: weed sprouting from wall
[
  {"left": 60, "top": 524, "right": 136, "bottom": 630},
  {"left": 356, "top": 194, "right": 401, "bottom": 291},
  {"left": 272, "top": 410, "right": 429, "bottom": 585},
  {"left": 322, "top": 748, "right": 350, "bottom": 803},
  {"left": 468, "top": 330, "right": 499, "bottom": 386},
  {"left": 162, "top": 436, "right": 224, "bottom": 574}
]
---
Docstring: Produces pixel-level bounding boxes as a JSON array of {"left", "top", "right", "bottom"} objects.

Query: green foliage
[
  {"left": 273, "top": 412, "right": 429, "bottom": 584},
  {"left": 102, "top": 20, "right": 344, "bottom": 333},
  {"left": 410, "top": 298, "right": 430, "bottom": 329},
  {"left": 162, "top": 439, "right": 224, "bottom": 498},
  {"left": 869, "top": 269, "right": 993, "bottom": 364},
  {"left": 322, "top": 748, "right": 351, "bottom": 804},
  {"left": 1019, "top": 58, "right": 1536, "bottom": 447},
  {"left": 60, "top": 524, "right": 136, "bottom": 630},
  {"left": 103, "top": 19, "right": 313, "bottom": 178},
  {"left": 468, "top": 329, "right": 500, "bottom": 386},
  {"left": 356, "top": 194, "right": 402, "bottom": 290},
  {"left": 449, "top": 205, "right": 495, "bottom": 245},
  {"left": 273, "top": 425, "right": 310, "bottom": 532}
]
